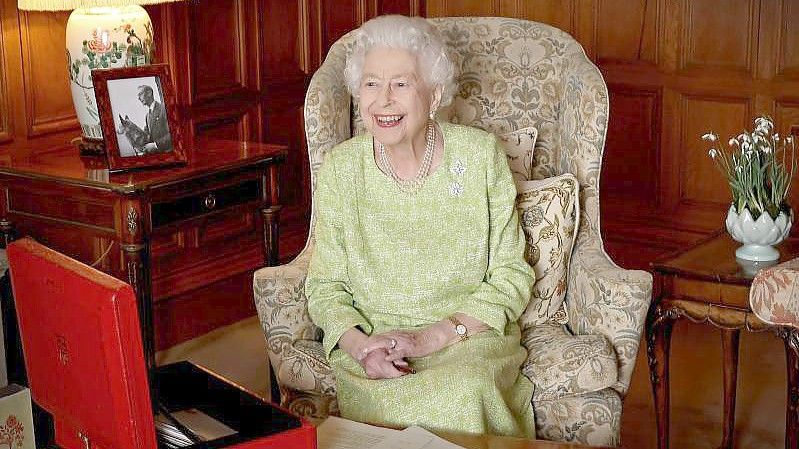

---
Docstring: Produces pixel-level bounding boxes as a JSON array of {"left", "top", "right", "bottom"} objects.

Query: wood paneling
[
  {"left": 19, "top": 11, "right": 77, "bottom": 137},
  {"left": 321, "top": 0, "right": 359, "bottom": 56},
  {"left": 506, "top": 0, "right": 577, "bottom": 34},
  {"left": 0, "top": 0, "right": 11, "bottom": 143},
  {"left": 679, "top": 96, "right": 750, "bottom": 207},
  {"left": 596, "top": 0, "right": 657, "bottom": 65},
  {"left": 681, "top": 0, "right": 756, "bottom": 74},
  {"left": 428, "top": 0, "right": 497, "bottom": 17},
  {"left": 189, "top": 0, "right": 246, "bottom": 103},
  {"left": 776, "top": 0, "right": 799, "bottom": 77},
  {"left": 603, "top": 86, "right": 660, "bottom": 205},
  {"left": 263, "top": 0, "right": 311, "bottom": 79}
]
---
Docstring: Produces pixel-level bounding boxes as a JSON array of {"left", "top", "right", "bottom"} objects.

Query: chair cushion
[
  {"left": 516, "top": 174, "right": 580, "bottom": 326},
  {"left": 497, "top": 127, "right": 538, "bottom": 184},
  {"left": 750, "top": 258, "right": 799, "bottom": 328},
  {"left": 522, "top": 323, "right": 617, "bottom": 402}
]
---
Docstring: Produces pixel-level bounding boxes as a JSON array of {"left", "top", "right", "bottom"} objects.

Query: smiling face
[{"left": 358, "top": 46, "right": 441, "bottom": 151}]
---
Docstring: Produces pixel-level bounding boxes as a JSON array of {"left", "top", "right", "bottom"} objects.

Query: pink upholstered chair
[{"left": 750, "top": 260, "right": 799, "bottom": 449}]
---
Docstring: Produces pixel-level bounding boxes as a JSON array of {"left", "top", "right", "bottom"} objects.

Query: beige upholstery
[{"left": 254, "top": 17, "right": 653, "bottom": 447}]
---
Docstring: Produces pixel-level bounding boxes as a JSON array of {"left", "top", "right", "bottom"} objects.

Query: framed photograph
[{"left": 92, "top": 64, "right": 186, "bottom": 172}]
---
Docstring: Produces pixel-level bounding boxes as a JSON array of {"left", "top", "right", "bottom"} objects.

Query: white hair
[{"left": 344, "top": 15, "right": 457, "bottom": 106}]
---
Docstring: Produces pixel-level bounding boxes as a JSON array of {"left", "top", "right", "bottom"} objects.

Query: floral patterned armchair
[{"left": 253, "top": 17, "right": 653, "bottom": 447}]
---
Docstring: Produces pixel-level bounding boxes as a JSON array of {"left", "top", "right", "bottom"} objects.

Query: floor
[{"left": 157, "top": 315, "right": 790, "bottom": 449}]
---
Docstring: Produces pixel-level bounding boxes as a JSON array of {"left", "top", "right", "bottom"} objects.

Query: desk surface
[
  {"left": 434, "top": 431, "right": 610, "bottom": 448},
  {"left": 651, "top": 230, "right": 799, "bottom": 286},
  {"left": 0, "top": 137, "right": 286, "bottom": 192}
]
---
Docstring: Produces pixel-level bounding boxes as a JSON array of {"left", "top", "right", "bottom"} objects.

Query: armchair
[{"left": 254, "top": 17, "right": 653, "bottom": 446}]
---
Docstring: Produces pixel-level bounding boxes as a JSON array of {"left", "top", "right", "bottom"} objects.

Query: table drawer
[{"left": 151, "top": 179, "right": 260, "bottom": 228}]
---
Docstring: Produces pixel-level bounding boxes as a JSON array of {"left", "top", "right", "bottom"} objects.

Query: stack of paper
[
  {"left": 155, "top": 408, "right": 238, "bottom": 448},
  {"left": 317, "top": 416, "right": 464, "bottom": 449}
]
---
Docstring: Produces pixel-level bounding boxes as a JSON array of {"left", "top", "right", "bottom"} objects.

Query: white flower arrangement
[{"left": 703, "top": 116, "right": 796, "bottom": 220}]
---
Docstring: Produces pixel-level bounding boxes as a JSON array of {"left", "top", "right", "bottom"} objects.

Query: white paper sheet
[
  {"left": 374, "top": 425, "right": 465, "bottom": 449},
  {"left": 316, "top": 416, "right": 465, "bottom": 449},
  {"left": 317, "top": 416, "right": 402, "bottom": 449}
]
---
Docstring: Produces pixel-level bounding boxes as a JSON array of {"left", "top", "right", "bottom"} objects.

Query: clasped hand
[{"left": 338, "top": 325, "right": 449, "bottom": 379}]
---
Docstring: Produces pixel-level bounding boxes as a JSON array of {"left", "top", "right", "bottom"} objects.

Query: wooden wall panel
[
  {"left": 321, "top": 0, "right": 359, "bottom": 56},
  {"left": 776, "top": 101, "right": 799, "bottom": 202},
  {"left": 595, "top": 0, "right": 657, "bottom": 65},
  {"left": 0, "top": 0, "right": 11, "bottom": 143},
  {"left": 681, "top": 0, "right": 756, "bottom": 73},
  {"left": 427, "top": 0, "right": 497, "bottom": 17},
  {"left": 375, "top": 0, "right": 423, "bottom": 16},
  {"left": 194, "top": 115, "right": 246, "bottom": 141},
  {"left": 776, "top": 0, "right": 799, "bottom": 77},
  {"left": 603, "top": 86, "right": 659, "bottom": 206},
  {"left": 189, "top": 0, "right": 245, "bottom": 103},
  {"left": 19, "top": 11, "right": 76, "bottom": 137},
  {"left": 263, "top": 0, "right": 310, "bottom": 80},
  {"left": 680, "top": 96, "right": 750, "bottom": 207},
  {"left": 506, "top": 0, "right": 576, "bottom": 34}
]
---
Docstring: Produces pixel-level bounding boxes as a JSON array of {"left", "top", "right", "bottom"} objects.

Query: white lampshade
[{"left": 17, "top": 0, "right": 181, "bottom": 141}]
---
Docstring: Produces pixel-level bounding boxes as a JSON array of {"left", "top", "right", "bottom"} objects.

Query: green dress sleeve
[
  {"left": 305, "top": 155, "right": 373, "bottom": 357},
  {"left": 456, "top": 136, "right": 534, "bottom": 334}
]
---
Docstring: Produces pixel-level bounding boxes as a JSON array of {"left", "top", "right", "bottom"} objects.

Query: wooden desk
[
  {"left": 647, "top": 232, "right": 799, "bottom": 449},
  {"left": 0, "top": 138, "right": 286, "bottom": 368},
  {"left": 434, "top": 431, "right": 610, "bottom": 449}
]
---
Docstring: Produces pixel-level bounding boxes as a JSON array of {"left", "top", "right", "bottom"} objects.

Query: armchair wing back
[{"left": 255, "top": 16, "right": 653, "bottom": 447}]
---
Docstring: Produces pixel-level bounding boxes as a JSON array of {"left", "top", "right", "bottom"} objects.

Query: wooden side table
[
  {"left": 0, "top": 137, "right": 287, "bottom": 368},
  {"left": 647, "top": 232, "right": 799, "bottom": 449}
]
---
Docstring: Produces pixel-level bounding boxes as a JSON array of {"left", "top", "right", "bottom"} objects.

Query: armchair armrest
[
  {"left": 253, "top": 243, "right": 322, "bottom": 386},
  {"left": 565, "top": 243, "right": 653, "bottom": 395}
]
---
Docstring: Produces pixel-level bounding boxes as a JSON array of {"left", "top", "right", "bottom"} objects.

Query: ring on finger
[{"left": 389, "top": 338, "right": 397, "bottom": 349}]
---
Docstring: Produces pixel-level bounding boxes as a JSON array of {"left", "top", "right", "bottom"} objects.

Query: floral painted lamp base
[{"left": 726, "top": 205, "right": 792, "bottom": 262}]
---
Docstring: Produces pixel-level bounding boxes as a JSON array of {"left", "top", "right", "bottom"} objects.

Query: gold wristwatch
[{"left": 448, "top": 316, "right": 468, "bottom": 342}]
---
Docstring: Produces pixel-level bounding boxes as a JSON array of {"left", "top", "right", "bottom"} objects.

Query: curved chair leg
[{"left": 647, "top": 303, "right": 678, "bottom": 449}]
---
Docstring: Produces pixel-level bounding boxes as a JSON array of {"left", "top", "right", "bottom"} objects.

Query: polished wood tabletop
[{"left": 434, "top": 431, "right": 611, "bottom": 449}]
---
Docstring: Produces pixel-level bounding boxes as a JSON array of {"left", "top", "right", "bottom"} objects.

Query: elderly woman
[{"left": 305, "top": 15, "right": 535, "bottom": 438}]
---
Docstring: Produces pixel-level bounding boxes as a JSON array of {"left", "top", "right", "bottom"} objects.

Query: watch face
[{"left": 455, "top": 324, "right": 467, "bottom": 336}]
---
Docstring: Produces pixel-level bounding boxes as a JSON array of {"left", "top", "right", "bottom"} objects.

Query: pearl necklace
[{"left": 378, "top": 121, "right": 436, "bottom": 193}]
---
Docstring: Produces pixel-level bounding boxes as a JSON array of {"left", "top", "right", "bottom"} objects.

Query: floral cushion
[
  {"left": 533, "top": 388, "right": 621, "bottom": 447},
  {"left": 516, "top": 174, "right": 580, "bottom": 327},
  {"left": 522, "top": 322, "right": 617, "bottom": 402},
  {"left": 498, "top": 127, "right": 538, "bottom": 184},
  {"left": 750, "top": 258, "right": 799, "bottom": 328}
]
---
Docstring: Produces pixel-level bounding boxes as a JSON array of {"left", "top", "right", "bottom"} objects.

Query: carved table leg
[
  {"left": 121, "top": 243, "right": 153, "bottom": 370},
  {"left": 782, "top": 327, "right": 799, "bottom": 449},
  {"left": 648, "top": 303, "right": 679, "bottom": 449},
  {"left": 261, "top": 205, "right": 282, "bottom": 267},
  {"left": 721, "top": 328, "right": 740, "bottom": 449}
]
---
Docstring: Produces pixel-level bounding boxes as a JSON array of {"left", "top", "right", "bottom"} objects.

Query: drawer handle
[{"left": 204, "top": 193, "right": 217, "bottom": 210}]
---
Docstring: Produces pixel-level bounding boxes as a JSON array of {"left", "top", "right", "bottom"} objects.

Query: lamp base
[{"left": 72, "top": 137, "right": 106, "bottom": 156}]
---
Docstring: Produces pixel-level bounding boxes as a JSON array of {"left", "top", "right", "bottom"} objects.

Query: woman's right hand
[{"left": 338, "top": 327, "right": 411, "bottom": 379}]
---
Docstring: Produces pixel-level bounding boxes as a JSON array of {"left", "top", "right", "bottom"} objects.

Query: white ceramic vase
[
  {"left": 66, "top": 5, "right": 153, "bottom": 141},
  {"left": 725, "top": 205, "right": 793, "bottom": 261}
]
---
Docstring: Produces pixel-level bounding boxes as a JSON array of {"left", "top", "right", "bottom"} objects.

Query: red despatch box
[{"left": 7, "top": 238, "right": 316, "bottom": 449}]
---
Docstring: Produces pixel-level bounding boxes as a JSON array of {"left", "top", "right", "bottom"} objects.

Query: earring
[{"left": 429, "top": 109, "right": 436, "bottom": 120}]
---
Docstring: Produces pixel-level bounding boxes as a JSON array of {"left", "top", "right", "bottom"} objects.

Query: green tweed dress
[{"left": 306, "top": 122, "right": 536, "bottom": 438}]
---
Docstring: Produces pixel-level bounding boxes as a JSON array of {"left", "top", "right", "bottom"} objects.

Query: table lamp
[{"left": 16, "top": 0, "right": 181, "bottom": 147}]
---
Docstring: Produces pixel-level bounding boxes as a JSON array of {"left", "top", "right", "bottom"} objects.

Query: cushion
[
  {"left": 516, "top": 173, "right": 580, "bottom": 327},
  {"left": 521, "top": 323, "right": 617, "bottom": 402},
  {"left": 498, "top": 127, "right": 538, "bottom": 184},
  {"left": 750, "top": 258, "right": 799, "bottom": 328}
]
